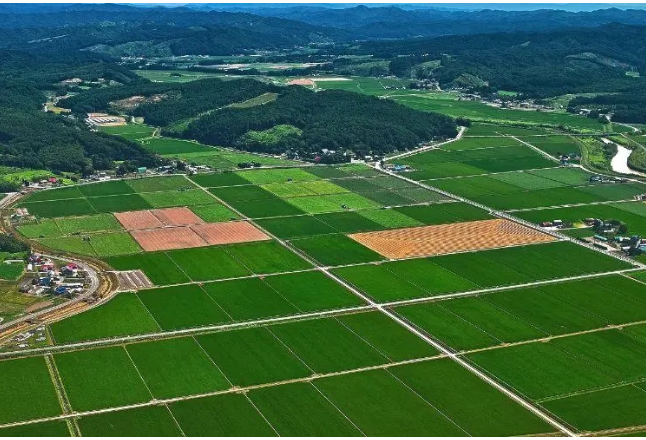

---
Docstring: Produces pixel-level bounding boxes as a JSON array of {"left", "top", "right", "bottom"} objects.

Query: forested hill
[
  {"left": 0, "top": 50, "right": 161, "bottom": 176},
  {"left": 178, "top": 86, "right": 457, "bottom": 160},
  {"left": 59, "top": 78, "right": 277, "bottom": 127},
  {"left": 0, "top": 5, "right": 347, "bottom": 56},
  {"left": 216, "top": 5, "right": 646, "bottom": 39},
  {"left": 356, "top": 24, "right": 646, "bottom": 98}
]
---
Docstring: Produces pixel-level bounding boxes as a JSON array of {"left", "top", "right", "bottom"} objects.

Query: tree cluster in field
[
  {"left": 179, "top": 86, "right": 457, "bottom": 158},
  {"left": 0, "top": 49, "right": 162, "bottom": 175},
  {"left": 0, "top": 233, "right": 29, "bottom": 254}
]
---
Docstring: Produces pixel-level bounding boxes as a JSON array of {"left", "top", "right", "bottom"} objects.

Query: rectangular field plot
[
  {"left": 107, "top": 252, "right": 189, "bottom": 285},
  {"left": 262, "top": 271, "right": 364, "bottom": 311},
  {"left": 390, "top": 360, "right": 555, "bottom": 436},
  {"left": 357, "top": 208, "right": 423, "bottom": 229},
  {"left": 337, "top": 312, "right": 438, "bottom": 361},
  {"left": 314, "top": 369, "right": 465, "bottom": 436},
  {"left": 88, "top": 193, "right": 152, "bottom": 213},
  {"left": 348, "top": 219, "right": 555, "bottom": 259},
  {"left": 79, "top": 180, "right": 135, "bottom": 197},
  {"left": 0, "top": 356, "right": 61, "bottom": 424},
  {"left": 137, "top": 285, "right": 230, "bottom": 330},
  {"left": 190, "top": 204, "right": 239, "bottom": 222},
  {"left": 55, "top": 213, "right": 122, "bottom": 234},
  {"left": 170, "top": 394, "right": 276, "bottom": 437},
  {"left": 237, "top": 168, "right": 319, "bottom": 185},
  {"left": 255, "top": 215, "right": 337, "bottom": 239},
  {"left": 0, "top": 421, "right": 70, "bottom": 437},
  {"left": 139, "top": 137, "right": 212, "bottom": 155},
  {"left": 78, "top": 406, "right": 183, "bottom": 437},
  {"left": 16, "top": 219, "right": 61, "bottom": 238},
  {"left": 191, "top": 221, "right": 269, "bottom": 246},
  {"left": 127, "top": 175, "right": 195, "bottom": 193},
  {"left": 202, "top": 277, "right": 300, "bottom": 321},
  {"left": 314, "top": 211, "right": 383, "bottom": 233},
  {"left": 139, "top": 189, "right": 216, "bottom": 208},
  {"left": 196, "top": 327, "right": 312, "bottom": 387},
  {"left": 37, "top": 236, "right": 96, "bottom": 256},
  {"left": 228, "top": 197, "right": 306, "bottom": 218},
  {"left": 189, "top": 171, "right": 250, "bottom": 188},
  {"left": 20, "top": 198, "right": 96, "bottom": 218},
  {"left": 542, "top": 383, "right": 646, "bottom": 433},
  {"left": 126, "top": 337, "right": 229, "bottom": 399},
  {"left": 400, "top": 297, "right": 549, "bottom": 351},
  {"left": 521, "top": 136, "right": 581, "bottom": 157},
  {"left": 167, "top": 246, "right": 251, "bottom": 281},
  {"left": 54, "top": 346, "right": 152, "bottom": 411},
  {"left": 269, "top": 318, "right": 389, "bottom": 373},
  {"left": 285, "top": 193, "right": 379, "bottom": 214},
  {"left": 262, "top": 182, "right": 317, "bottom": 198},
  {"left": 467, "top": 342, "right": 620, "bottom": 401},
  {"left": 290, "top": 234, "right": 386, "bottom": 266},
  {"left": 248, "top": 382, "right": 362, "bottom": 436},
  {"left": 51, "top": 293, "right": 160, "bottom": 344},
  {"left": 130, "top": 226, "right": 207, "bottom": 252},
  {"left": 22, "top": 186, "right": 83, "bottom": 202},
  {"left": 224, "top": 240, "right": 312, "bottom": 274},
  {"left": 393, "top": 202, "right": 492, "bottom": 225},
  {"left": 89, "top": 232, "right": 142, "bottom": 256},
  {"left": 332, "top": 264, "right": 429, "bottom": 302}
]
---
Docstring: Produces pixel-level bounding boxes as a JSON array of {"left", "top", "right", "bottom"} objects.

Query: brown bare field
[
  {"left": 152, "top": 207, "right": 203, "bottom": 227},
  {"left": 287, "top": 78, "right": 315, "bottom": 86},
  {"left": 114, "top": 210, "right": 163, "bottom": 231},
  {"left": 131, "top": 227, "right": 207, "bottom": 252},
  {"left": 349, "top": 219, "right": 555, "bottom": 259},
  {"left": 191, "top": 221, "right": 270, "bottom": 246}
]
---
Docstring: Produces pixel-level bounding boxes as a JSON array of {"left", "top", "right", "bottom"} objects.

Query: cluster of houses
[{"left": 20, "top": 254, "right": 85, "bottom": 297}]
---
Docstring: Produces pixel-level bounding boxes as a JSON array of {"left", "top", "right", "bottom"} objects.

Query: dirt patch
[
  {"left": 151, "top": 207, "right": 203, "bottom": 227},
  {"left": 349, "top": 219, "right": 555, "bottom": 259},
  {"left": 191, "top": 221, "right": 270, "bottom": 246},
  {"left": 25, "top": 300, "right": 53, "bottom": 313},
  {"left": 114, "top": 270, "right": 154, "bottom": 291},
  {"left": 131, "top": 227, "right": 207, "bottom": 252},
  {"left": 114, "top": 210, "right": 163, "bottom": 231},
  {"left": 288, "top": 78, "right": 315, "bottom": 86}
]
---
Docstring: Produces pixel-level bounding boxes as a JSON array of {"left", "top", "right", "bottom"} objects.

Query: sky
[{"left": 162, "top": 2, "right": 644, "bottom": 11}]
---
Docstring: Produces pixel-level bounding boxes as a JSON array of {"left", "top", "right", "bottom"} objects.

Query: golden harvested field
[{"left": 349, "top": 219, "right": 555, "bottom": 259}]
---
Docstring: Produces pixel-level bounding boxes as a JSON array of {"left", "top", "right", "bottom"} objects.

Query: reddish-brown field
[
  {"left": 130, "top": 227, "right": 207, "bottom": 252},
  {"left": 151, "top": 207, "right": 203, "bottom": 227},
  {"left": 191, "top": 221, "right": 270, "bottom": 246},
  {"left": 349, "top": 219, "right": 555, "bottom": 259},
  {"left": 114, "top": 210, "right": 163, "bottom": 231},
  {"left": 287, "top": 78, "right": 315, "bottom": 86}
]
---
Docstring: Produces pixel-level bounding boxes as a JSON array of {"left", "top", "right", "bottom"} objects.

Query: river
[{"left": 610, "top": 145, "right": 646, "bottom": 176}]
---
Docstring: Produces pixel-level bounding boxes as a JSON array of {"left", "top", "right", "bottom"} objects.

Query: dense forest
[
  {"left": 179, "top": 86, "right": 457, "bottom": 158},
  {"left": 355, "top": 24, "right": 646, "bottom": 98},
  {"left": 59, "top": 78, "right": 276, "bottom": 126},
  {"left": 0, "top": 5, "right": 345, "bottom": 56},
  {"left": 0, "top": 49, "right": 161, "bottom": 175},
  {"left": 568, "top": 85, "right": 646, "bottom": 123}
]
